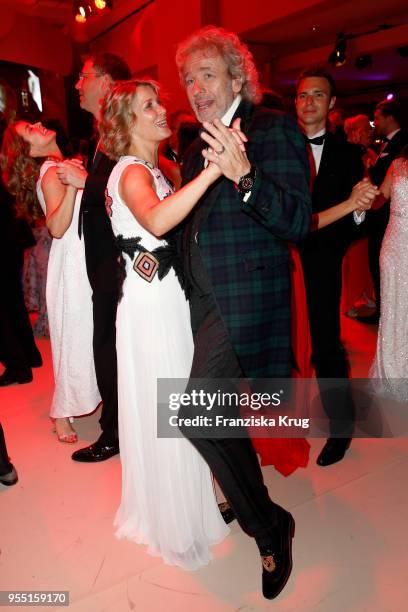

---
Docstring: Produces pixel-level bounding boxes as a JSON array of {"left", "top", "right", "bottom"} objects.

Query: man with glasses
[{"left": 57, "top": 53, "right": 131, "bottom": 462}]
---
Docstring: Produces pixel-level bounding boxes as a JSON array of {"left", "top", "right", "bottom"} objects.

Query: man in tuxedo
[
  {"left": 174, "top": 26, "right": 311, "bottom": 599},
  {"left": 358, "top": 100, "right": 407, "bottom": 324},
  {"left": 295, "top": 67, "right": 365, "bottom": 466},
  {"left": 56, "top": 53, "right": 131, "bottom": 462}
]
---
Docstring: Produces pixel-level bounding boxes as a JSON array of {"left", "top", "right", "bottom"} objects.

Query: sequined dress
[
  {"left": 370, "top": 158, "right": 408, "bottom": 400},
  {"left": 107, "top": 157, "right": 228, "bottom": 570}
]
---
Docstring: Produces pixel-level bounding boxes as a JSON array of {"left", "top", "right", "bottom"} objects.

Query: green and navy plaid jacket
[{"left": 181, "top": 100, "right": 312, "bottom": 377}]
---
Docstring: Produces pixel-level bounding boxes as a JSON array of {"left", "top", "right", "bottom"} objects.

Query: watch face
[{"left": 240, "top": 176, "right": 254, "bottom": 191}]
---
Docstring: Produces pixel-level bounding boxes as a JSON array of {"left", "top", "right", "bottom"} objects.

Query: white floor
[{"left": 1, "top": 317, "right": 407, "bottom": 611}]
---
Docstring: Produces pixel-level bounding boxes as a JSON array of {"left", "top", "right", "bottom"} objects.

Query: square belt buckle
[{"left": 133, "top": 251, "right": 159, "bottom": 282}]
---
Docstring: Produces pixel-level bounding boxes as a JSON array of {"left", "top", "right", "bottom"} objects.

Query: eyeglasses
[{"left": 78, "top": 72, "right": 104, "bottom": 81}]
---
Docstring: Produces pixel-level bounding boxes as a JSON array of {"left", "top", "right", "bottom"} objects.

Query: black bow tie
[{"left": 306, "top": 134, "right": 327, "bottom": 146}]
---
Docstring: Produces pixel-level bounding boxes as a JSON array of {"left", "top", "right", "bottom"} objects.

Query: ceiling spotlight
[
  {"left": 94, "top": 0, "right": 106, "bottom": 7},
  {"left": 73, "top": 0, "right": 112, "bottom": 21},
  {"left": 74, "top": 2, "right": 93, "bottom": 23},
  {"left": 328, "top": 33, "right": 347, "bottom": 67},
  {"left": 354, "top": 54, "right": 372, "bottom": 70},
  {"left": 94, "top": 0, "right": 113, "bottom": 8},
  {"left": 386, "top": 93, "right": 394, "bottom": 101}
]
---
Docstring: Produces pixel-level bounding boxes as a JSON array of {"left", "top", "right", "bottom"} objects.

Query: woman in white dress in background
[
  {"left": 1, "top": 121, "right": 100, "bottom": 441},
  {"left": 99, "top": 79, "right": 229, "bottom": 570},
  {"left": 370, "top": 146, "right": 408, "bottom": 400}
]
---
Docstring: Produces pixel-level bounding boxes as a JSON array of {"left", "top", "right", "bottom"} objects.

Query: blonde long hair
[{"left": 99, "top": 79, "right": 160, "bottom": 160}]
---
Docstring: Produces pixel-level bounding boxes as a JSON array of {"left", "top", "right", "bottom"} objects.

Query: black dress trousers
[
  {"left": 178, "top": 229, "right": 286, "bottom": 552},
  {"left": 80, "top": 153, "right": 119, "bottom": 444}
]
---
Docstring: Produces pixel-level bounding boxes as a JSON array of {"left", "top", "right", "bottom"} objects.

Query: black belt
[{"left": 116, "top": 234, "right": 186, "bottom": 297}]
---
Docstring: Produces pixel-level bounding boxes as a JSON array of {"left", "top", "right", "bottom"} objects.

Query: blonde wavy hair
[
  {"left": 176, "top": 26, "right": 261, "bottom": 104},
  {"left": 0, "top": 122, "right": 43, "bottom": 221},
  {"left": 99, "top": 79, "right": 160, "bottom": 160}
]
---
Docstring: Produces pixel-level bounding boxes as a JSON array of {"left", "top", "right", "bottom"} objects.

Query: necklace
[{"left": 46, "top": 155, "right": 63, "bottom": 163}]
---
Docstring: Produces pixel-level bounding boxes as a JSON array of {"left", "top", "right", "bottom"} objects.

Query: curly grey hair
[{"left": 176, "top": 26, "right": 261, "bottom": 104}]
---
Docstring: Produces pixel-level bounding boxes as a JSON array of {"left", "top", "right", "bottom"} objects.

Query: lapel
[
  {"left": 90, "top": 150, "right": 103, "bottom": 174},
  {"left": 189, "top": 138, "right": 206, "bottom": 179},
  {"left": 379, "top": 130, "right": 403, "bottom": 160},
  {"left": 231, "top": 99, "right": 254, "bottom": 136},
  {"left": 373, "top": 139, "right": 391, "bottom": 168},
  {"left": 312, "top": 132, "right": 336, "bottom": 197},
  {"left": 316, "top": 132, "right": 333, "bottom": 178},
  {"left": 191, "top": 148, "right": 223, "bottom": 226},
  {"left": 370, "top": 131, "right": 406, "bottom": 184}
]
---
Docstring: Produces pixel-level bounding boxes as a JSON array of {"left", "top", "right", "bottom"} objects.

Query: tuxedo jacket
[
  {"left": 79, "top": 151, "right": 118, "bottom": 293},
  {"left": 369, "top": 129, "right": 407, "bottom": 186},
  {"left": 181, "top": 100, "right": 311, "bottom": 377},
  {"left": 300, "top": 132, "right": 365, "bottom": 255}
]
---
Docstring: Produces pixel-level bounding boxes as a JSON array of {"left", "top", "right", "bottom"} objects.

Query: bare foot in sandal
[{"left": 53, "top": 418, "right": 78, "bottom": 443}]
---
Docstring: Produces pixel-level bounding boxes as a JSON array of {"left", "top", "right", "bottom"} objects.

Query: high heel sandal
[
  {"left": 51, "top": 418, "right": 78, "bottom": 444},
  {"left": 57, "top": 431, "right": 78, "bottom": 444}
]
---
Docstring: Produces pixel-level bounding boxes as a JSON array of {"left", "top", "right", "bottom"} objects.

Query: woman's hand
[
  {"left": 56, "top": 160, "right": 88, "bottom": 189},
  {"left": 200, "top": 118, "right": 251, "bottom": 183},
  {"left": 348, "top": 178, "right": 380, "bottom": 213},
  {"left": 204, "top": 160, "right": 222, "bottom": 181}
]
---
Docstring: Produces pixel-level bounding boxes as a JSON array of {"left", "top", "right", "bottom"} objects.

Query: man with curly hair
[{"left": 174, "top": 26, "right": 311, "bottom": 599}]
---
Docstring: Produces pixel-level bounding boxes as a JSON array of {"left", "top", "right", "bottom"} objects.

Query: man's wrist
[
  {"left": 235, "top": 165, "right": 257, "bottom": 195},
  {"left": 233, "top": 162, "right": 252, "bottom": 186}
]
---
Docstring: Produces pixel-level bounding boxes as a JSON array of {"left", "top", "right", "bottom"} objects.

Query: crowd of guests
[{"left": 0, "top": 25, "right": 407, "bottom": 600}]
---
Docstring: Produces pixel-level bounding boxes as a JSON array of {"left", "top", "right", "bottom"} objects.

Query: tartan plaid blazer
[{"left": 181, "top": 100, "right": 312, "bottom": 377}]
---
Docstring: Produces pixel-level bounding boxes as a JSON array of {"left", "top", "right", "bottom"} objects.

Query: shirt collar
[
  {"left": 221, "top": 95, "right": 242, "bottom": 127},
  {"left": 385, "top": 128, "right": 401, "bottom": 142},
  {"left": 306, "top": 127, "right": 326, "bottom": 140}
]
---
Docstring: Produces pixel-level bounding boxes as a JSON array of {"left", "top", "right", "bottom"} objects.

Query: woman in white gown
[
  {"left": 99, "top": 80, "right": 229, "bottom": 569},
  {"left": 370, "top": 147, "right": 408, "bottom": 400},
  {"left": 1, "top": 122, "right": 100, "bottom": 440}
]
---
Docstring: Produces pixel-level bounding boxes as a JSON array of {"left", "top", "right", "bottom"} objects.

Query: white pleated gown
[
  {"left": 107, "top": 157, "right": 228, "bottom": 570},
  {"left": 36, "top": 161, "right": 101, "bottom": 418}
]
